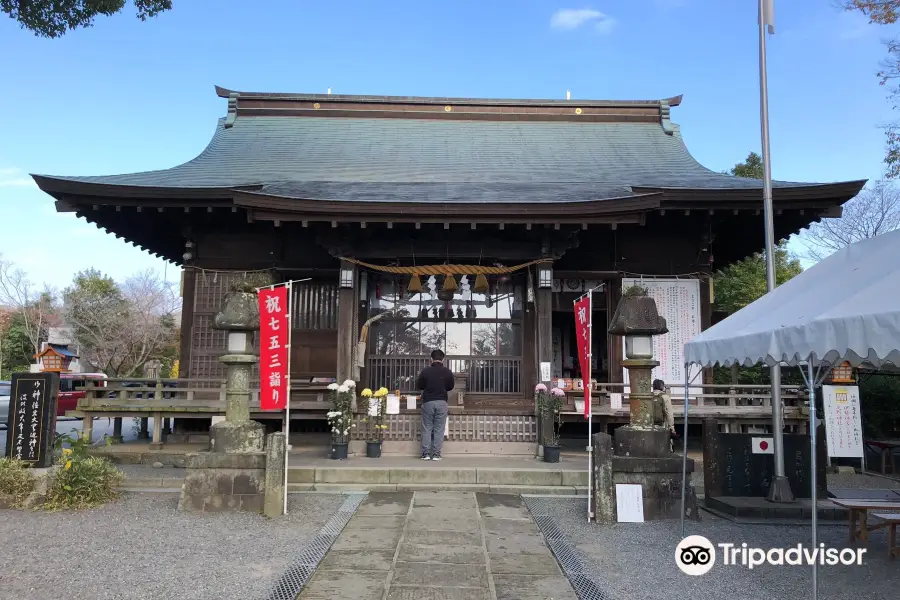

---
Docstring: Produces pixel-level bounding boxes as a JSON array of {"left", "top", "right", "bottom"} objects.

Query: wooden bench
[
  {"left": 870, "top": 512, "right": 900, "bottom": 559},
  {"left": 831, "top": 499, "right": 900, "bottom": 549},
  {"left": 865, "top": 440, "right": 900, "bottom": 475}
]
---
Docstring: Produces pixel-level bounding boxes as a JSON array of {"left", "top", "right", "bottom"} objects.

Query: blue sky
[{"left": 0, "top": 0, "right": 895, "bottom": 289}]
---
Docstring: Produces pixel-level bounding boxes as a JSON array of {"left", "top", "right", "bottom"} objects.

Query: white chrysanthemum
[
  {"left": 343, "top": 429, "right": 349, "bottom": 435},
  {"left": 327, "top": 383, "right": 339, "bottom": 391},
  {"left": 343, "top": 379, "right": 356, "bottom": 388},
  {"left": 338, "top": 384, "right": 349, "bottom": 393}
]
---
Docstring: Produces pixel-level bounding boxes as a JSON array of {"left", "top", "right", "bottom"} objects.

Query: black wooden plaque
[
  {"left": 4, "top": 372, "right": 59, "bottom": 467},
  {"left": 716, "top": 430, "right": 827, "bottom": 499}
]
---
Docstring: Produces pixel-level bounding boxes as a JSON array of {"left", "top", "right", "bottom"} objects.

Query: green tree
[
  {"left": 2, "top": 0, "right": 171, "bottom": 38},
  {"left": 713, "top": 242, "right": 803, "bottom": 315},
  {"left": 730, "top": 152, "right": 764, "bottom": 179}
]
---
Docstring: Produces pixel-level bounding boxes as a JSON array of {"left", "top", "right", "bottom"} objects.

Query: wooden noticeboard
[{"left": 4, "top": 372, "right": 59, "bottom": 467}]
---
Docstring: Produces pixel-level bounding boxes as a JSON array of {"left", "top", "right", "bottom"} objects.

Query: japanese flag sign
[{"left": 259, "top": 287, "right": 289, "bottom": 410}]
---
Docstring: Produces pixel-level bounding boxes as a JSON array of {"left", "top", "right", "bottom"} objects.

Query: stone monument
[
  {"left": 178, "top": 278, "right": 284, "bottom": 515},
  {"left": 592, "top": 286, "right": 699, "bottom": 522}
]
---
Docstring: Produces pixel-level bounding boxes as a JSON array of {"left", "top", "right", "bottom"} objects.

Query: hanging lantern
[
  {"left": 473, "top": 273, "right": 489, "bottom": 294},
  {"left": 408, "top": 273, "right": 423, "bottom": 294}
]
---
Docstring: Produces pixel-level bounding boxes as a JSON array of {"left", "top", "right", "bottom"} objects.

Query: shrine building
[{"left": 32, "top": 86, "right": 865, "bottom": 447}]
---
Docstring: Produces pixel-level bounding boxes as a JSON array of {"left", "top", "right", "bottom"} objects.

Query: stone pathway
[{"left": 298, "top": 491, "right": 577, "bottom": 600}]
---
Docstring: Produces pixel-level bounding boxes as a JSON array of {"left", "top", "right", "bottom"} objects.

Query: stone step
[
  {"left": 288, "top": 482, "right": 589, "bottom": 495},
  {"left": 116, "top": 477, "right": 184, "bottom": 490},
  {"left": 287, "top": 466, "right": 589, "bottom": 487}
]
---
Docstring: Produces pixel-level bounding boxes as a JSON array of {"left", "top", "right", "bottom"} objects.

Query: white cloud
[
  {"left": 0, "top": 167, "right": 35, "bottom": 187},
  {"left": 550, "top": 8, "right": 617, "bottom": 34}
]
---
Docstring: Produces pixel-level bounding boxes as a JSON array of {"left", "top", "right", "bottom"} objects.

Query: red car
[{"left": 57, "top": 373, "right": 108, "bottom": 418}]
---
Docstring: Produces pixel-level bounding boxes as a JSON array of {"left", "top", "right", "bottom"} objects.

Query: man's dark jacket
[{"left": 416, "top": 361, "right": 455, "bottom": 402}]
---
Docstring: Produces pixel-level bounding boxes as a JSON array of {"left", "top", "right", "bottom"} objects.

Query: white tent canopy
[{"left": 684, "top": 228, "right": 900, "bottom": 369}]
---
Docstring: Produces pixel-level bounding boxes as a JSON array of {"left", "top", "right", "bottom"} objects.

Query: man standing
[{"left": 416, "top": 348, "right": 454, "bottom": 461}]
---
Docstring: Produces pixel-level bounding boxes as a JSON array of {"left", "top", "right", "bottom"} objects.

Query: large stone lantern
[
  {"left": 607, "top": 286, "right": 669, "bottom": 448},
  {"left": 591, "top": 285, "right": 697, "bottom": 522}
]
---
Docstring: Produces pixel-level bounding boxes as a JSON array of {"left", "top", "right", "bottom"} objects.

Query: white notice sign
[
  {"left": 615, "top": 484, "right": 645, "bottom": 523},
  {"left": 540, "top": 362, "right": 551, "bottom": 381},
  {"left": 368, "top": 398, "right": 379, "bottom": 417},
  {"left": 621, "top": 279, "right": 703, "bottom": 391},
  {"left": 386, "top": 395, "right": 401, "bottom": 415},
  {"left": 610, "top": 393, "right": 623, "bottom": 410},
  {"left": 444, "top": 417, "right": 449, "bottom": 438},
  {"left": 405, "top": 395, "right": 417, "bottom": 411},
  {"left": 822, "top": 385, "right": 864, "bottom": 458}
]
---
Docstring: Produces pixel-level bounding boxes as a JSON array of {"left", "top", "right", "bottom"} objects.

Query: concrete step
[
  {"left": 288, "top": 482, "right": 589, "bottom": 495},
  {"left": 116, "top": 477, "right": 183, "bottom": 490},
  {"left": 287, "top": 466, "right": 589, "bottom": 487}
]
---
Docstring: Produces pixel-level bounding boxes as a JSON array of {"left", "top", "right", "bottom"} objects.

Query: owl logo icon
[{"left": 675, "top": 535, "right": 716, "bottom": 575}]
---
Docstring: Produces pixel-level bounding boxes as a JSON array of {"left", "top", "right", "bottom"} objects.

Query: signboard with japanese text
[
  {"left": 573, "top": 294, "right": 592, "bottom": 418},
  {"left": 621, "top": 279, "right": 702, "bottom": 392},
  {"left": 259, "top": 287, "right": 289, "bottom": 411},
  {"left": 5, "top": 372, "right": 59, "bottom": 467},
  {"left": 822, "top": 385, "right": 864, "bottom": 458}
]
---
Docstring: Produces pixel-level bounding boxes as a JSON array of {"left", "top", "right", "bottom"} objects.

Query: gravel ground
[
  {"left": 0, "top": 492, "right": 348, "bottom": 600},
  {"left": 541, "top": 498, "right": 899, "bottom": 600}
]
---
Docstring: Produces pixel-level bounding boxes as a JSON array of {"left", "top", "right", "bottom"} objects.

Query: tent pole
[
  {"left": 680, "top": 364, "right": 690, "bottom": 538},
  {"left": 807, "top": 360, "right": 819, "bottom": 600}
]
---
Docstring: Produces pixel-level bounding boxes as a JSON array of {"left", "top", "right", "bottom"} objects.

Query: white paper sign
[
  {"left": 368, "top": 398, "right": 379, "bottom": 417},
  {"left": 615, "top": 484, "right": 645, "bottom": 523},
  {"left": 444, "top": 417, "right": 449, "bottom": 438},
  {"left": 822, "top": 385, "right": 864, "bottom": 458},
  {"left": 386, "top": 394, "right": 401, "bottom": 415},
  {"left": 540, "top": 362, "right": 551, "bottom": 381},
  {"left": 406, "top": 395, "right": 417, "bottom": 410},
  {"left": 610, "top": 393, "right": 623, "bottom": 410},
  {"left": 621, "top": 279, "right": 702, "bottom": 391}
]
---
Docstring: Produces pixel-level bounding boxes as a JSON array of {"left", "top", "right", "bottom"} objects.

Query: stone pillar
[
  {"left": 264, "top": 431, "right": 286, "bottom": 518},
  {"left": 614, "top": 356, "right": 671, "bottom": 459},
  {"left": 592, "top": 432, "right": 616, "bottom": 524}
]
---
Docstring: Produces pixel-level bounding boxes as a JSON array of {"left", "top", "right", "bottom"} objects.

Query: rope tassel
[
  {"left": 441, "top": 274, "right": 458, "bottom": 293},
  {"left": 473, "top": 273, "right": 489, "bottom": 294},
  {"left": 407, "top": 274, "right": 423, "bottom": 294}
]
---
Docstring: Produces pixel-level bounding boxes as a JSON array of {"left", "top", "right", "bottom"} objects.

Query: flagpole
[
  {"left": 283, "top": 279, "right": 293, "bottom": 515},
  {"left": 586, "top": 289, "right": 593, "bottom": 522},
  {"left": 758, "top": 0, "right": 793, "bottom": 504}
]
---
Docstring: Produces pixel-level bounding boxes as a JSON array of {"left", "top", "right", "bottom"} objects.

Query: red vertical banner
[
  {"left": 259, "top": 286, "right": 289, "bottom": 410},
  {"left": 573, "top": 294, "right": 592, "bottom": 418}
]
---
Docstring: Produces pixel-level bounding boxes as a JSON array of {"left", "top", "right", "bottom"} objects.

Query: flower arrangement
[
  {"left": 536, "top": 384, "right": 566, "bottom": 447},
  {"left": 360, "top": 387, "right": 390, "bottom": 443},
  {"left": 327, "top": 380, "right": 357, "bottom": 445}
]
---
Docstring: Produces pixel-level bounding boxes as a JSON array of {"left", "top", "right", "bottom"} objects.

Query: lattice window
[{"left": 292, "top": 281, "right": 338, "bottom": 330}]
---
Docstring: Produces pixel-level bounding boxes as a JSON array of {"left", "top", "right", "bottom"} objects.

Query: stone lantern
[
  {"left": 607, "top": 286, "right": 669, "bottom": 454},
  {"left": 591, "top": 285, "right": 698, "bottom": 522}
]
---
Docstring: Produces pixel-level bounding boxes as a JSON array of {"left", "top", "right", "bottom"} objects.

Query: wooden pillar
[
  {"left": 606, "top": 279, "right": 623, "bottom": 384},
  {"left": 336, "top": 260, "right": 357, "bottom": 408},
  {"left": 523, "top": 304, "right": 536, "bottom": 402},
  {"left": 537, "top": 286, "right": 553, "bottom": 445},
  {"left": 179, "top": 267, "right": 197, "bottom": 379}
]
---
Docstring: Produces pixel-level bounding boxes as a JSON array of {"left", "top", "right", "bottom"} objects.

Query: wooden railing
[{"left": 366, "top": 356, "right": 522, "bottom": 394}]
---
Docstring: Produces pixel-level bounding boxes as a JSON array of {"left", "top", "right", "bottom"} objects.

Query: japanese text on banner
[
  {"left": 573, "top": 295, "right": 592, "bottom": 418},
  {"left": 259, "top": 287, "right": 289, "bottom": 411}
]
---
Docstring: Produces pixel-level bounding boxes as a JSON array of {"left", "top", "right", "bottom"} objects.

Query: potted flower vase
[
  {"left": 331, "top": 442, "right": 349, "bottom": 460},
  {"left": 366, "top": 441, "right": 382, "bottom": 458},
  {"left": 543, "top": 445, "right": 561, "bottom": 463}
]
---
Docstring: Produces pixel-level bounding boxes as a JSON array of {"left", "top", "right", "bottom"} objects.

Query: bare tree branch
[
  {"left": 64, "top": 268, "right": 177, "bottom": 377},
  {"left": 0, "top": 255, "right": 59, "bottom": 357},
  {"left": 800, "top": 180, "right": 900, "bottom": 260}
]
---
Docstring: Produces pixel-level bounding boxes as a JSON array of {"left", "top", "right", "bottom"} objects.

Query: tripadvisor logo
[{"left": 675, "top": 536, "right": 866, "bottom": 575}]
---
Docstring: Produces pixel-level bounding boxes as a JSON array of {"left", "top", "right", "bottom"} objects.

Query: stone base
[
  {"left": 177, "top": 452, "right": 267, "bottom": 514},
  {"left": 613, "top": 426, "right": 671, "bottom": 458},
  {"left": 210, "top": 420, "right": 265, "bottom": 454},
  {"left": 593, "top": 432, "right": 699, "bottom": 522}
]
